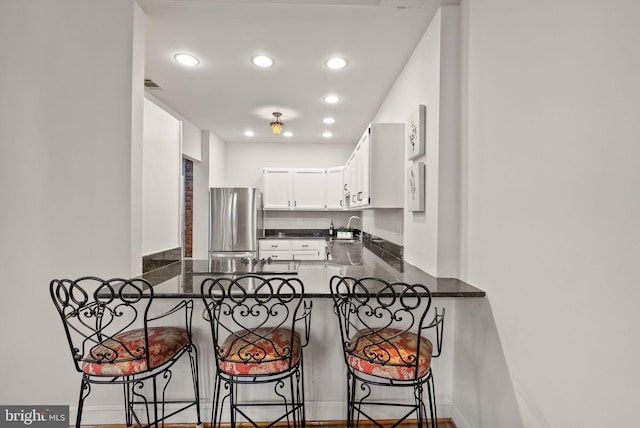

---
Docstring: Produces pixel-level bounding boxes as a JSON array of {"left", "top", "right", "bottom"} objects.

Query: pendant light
[{"left": 270, "top": 112, "right": 284, "bottom": 135}]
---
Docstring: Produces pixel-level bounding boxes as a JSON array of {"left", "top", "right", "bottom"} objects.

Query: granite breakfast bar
[{"left": 136, "top": 242, "right": 485, "bottom": 423}]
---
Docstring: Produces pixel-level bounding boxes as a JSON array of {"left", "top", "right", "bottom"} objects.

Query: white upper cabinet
[
  {"left": 263, "top": 167, "right": 330, "bottom": 210},
  {"left": 263, "top": 123, "right": 403, "bottom": 211},
  {"left": 325, "top": 166, "right": 345, "bottom": 210},
  {"left": 263, "top": 168, "right": 293, "bottom": 209},
  {"left": 292, "top": 168, "right": 326, "bottom": 210},
  {"left": 350, "top": 130, "right": 371, "bottom": 208},
  {"left": 348, "top": 123, "right": 404, "bottom": 209}
]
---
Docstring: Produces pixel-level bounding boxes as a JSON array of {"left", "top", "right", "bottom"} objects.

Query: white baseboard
[
  {"left": 76, "top": 401, "right": 454, "bottom": 425},
  {"left": 450, "top": 403, "right": 474, "bottom": 428}
]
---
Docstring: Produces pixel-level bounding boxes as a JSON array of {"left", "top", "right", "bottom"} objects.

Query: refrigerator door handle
[{"left": 231, "top": 191, "right": 238, "bottom": 247}]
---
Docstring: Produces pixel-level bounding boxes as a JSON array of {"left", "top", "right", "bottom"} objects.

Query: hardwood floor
[
  {"left": 80, "top": 420, "right": 456, "bottom": 428},
  {"left": 308, "top": 420, "right": 456, "bottom": 428}
]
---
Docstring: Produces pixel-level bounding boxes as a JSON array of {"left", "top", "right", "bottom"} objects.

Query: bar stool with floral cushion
[
  {"left": 201, "top": 274, "right": 312, "bottom": 428},
  {"left": 50, "top": 276, "right": 202, "bottom": 428},
  {"left": 329, "top": 275, "right": 445, "bottom": 428}
]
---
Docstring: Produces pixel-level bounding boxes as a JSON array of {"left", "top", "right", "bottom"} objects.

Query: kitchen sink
[{"left": 328, "top": 239, "right": 363, "bottom": 265}]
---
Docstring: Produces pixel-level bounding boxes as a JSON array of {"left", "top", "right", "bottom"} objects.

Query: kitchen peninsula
[
  {"left": 139, "top": 238, "right": 485, "bottom": 299},
  {"left": 136, "top": 239, "right": 484, "bottom": 423}
]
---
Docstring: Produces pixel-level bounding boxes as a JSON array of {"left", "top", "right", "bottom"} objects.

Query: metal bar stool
[
  {"left": 201, "top": 275, "right": 312, "bottom": 428},
  {"left": 50, "top": 277, "right": 202, "bottom": 428},
  {"left": 329, "top": 275, "right": 445, "bottom": 428}
]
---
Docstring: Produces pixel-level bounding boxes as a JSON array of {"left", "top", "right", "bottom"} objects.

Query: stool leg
[
  {"left": 188, "top": 344, "right": 202, "bottom": 425},
  {"left": 297, "top": 363, "right": 306, "bottom": 428},
  {"left": 75, "top": 378, "right": 91, "bottom": 428},
  {"left": 346, "top": 371, "right": 356, "bottom": 428},
  {"left": 426, "top": 373, "right": 437, "bottom": 428},
  {"left": 123, "top": 378, "right": 133, "bottom": 427}
]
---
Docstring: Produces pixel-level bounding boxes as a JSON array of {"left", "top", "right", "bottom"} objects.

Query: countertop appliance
[
  {"left": 209, "top": 187, "right": 264, "bottom": 260},
  {"left": 189, "top": 258, "right": 299, "bottom": 276}
]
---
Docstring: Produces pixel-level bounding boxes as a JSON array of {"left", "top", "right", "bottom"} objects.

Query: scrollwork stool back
[
  {"left": 329, "top": 276, "right": 445, "bottom": 428},
  {"left": 201, "top": 275, "right": 312, "bottom": 428},
  {"left": 50, "top": 276, "right": 202, "bottom": 428}
]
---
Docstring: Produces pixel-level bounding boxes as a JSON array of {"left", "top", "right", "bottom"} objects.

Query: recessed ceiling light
[
  {"left": 174, "top": 53, "right": 199, "bottom": 67},
  {"left": 323, "top": 117, "right": 335, "bottom": 124},
  {"left": 324, "top": 95, "right": 340, "bottom": 104},
  {"left": 244, "top": 130, "right": 255, "bottom": 137},
  {"left": 251, "top": 55, "right": 274, "bottom": 68},
  {"left": 325, "top": 57, "right": 348, "bottom": 70},
  {"left": 283, "top": 131, "right": 293, "bottom": 137},
  {"left": 323, "top": 131, "right": 333, "bottom": 138}
]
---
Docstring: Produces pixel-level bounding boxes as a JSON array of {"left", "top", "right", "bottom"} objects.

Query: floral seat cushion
[
  {"left": 82, "top": 326, "right": 190, "bottom": 376},
  {"left": 347, "top": 327, "right": 433, "bottom": 381},
  {"left": 218, "top": 327, "right": 301, "bottom": 376}
]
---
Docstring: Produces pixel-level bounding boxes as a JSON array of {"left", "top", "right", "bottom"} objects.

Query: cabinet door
[
  {"left": 356, "top": 129, "right": 370, "bottom": 207},
  {"left": 263, "top": 168, "right": 292, "bottom": 209},
  {"left": 292, "top": 168, "right": 326, "bottom": 210},
  {"left": 348, "top": 151, "right": 358, "bottom": 207},
  {"left": 344, "top": 156, "right": 353, "bottom": 197},
  {"left": 325, "top": 166, "right": 345, "bottom": 210}
]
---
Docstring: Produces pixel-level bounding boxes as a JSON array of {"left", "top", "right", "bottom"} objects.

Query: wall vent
[{"left": 144, "top": 78, "right": 161, "bottom": 89}]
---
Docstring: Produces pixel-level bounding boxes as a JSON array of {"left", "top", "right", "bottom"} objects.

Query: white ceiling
[{"left": 137, "top": 0, "right": 456, "bottom": 145}]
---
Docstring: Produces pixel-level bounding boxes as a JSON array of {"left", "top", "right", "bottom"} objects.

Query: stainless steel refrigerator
[{"left": 209, "top": 187, "right": 263, "bottom": 260}]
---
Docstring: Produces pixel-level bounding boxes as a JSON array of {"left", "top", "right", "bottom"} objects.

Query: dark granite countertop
[{"left": 139, "top": 248, "right": 485, "bottom": 299}]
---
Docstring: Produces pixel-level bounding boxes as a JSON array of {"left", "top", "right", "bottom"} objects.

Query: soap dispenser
[{"left": 329, "top": 220, "right": 334, "bottom": 237}]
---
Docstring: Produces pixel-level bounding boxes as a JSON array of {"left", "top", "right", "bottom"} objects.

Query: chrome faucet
[{"left": 347, "top": 216, "right": 362, "bottom": 240}]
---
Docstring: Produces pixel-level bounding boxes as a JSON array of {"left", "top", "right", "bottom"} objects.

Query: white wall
[
  {"left": 264, "top": 210, "right": 358, "bottom": 231},
  {"left": 130, "top": 1, "right": 145, "bottom": 276},
  {"left": 206, "top": 130, "right": 227, "bottom": 188},
  {"left": 190, "top": 130, "right": 227, "bottom": 259},
  {"left": 182, "top": 119, "right": 202, "bottom": 162},
  {"left": 143, "top": 93, "right": 215, "bottom": 259},
  {"left": 0, "top": 0, "right": 142, "bottom": 407},
  {"left": 456, "top": 0, "right": 640, "bottom": 427},
  {"left": 224, "top": 141, "right": 356, "bottom": 230},
  {"left": 142, "top": 97, "right": 181, "bottom": 255},
  {"left": 371, "top": 7, "right": 460, "bottom": 277},
  {"left": 225, "top": 141, "right": 354, "bottom": 188}
]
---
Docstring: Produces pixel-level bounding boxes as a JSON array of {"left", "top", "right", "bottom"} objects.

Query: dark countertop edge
[
  {"left": 149, "top": 291, "right": 486, "bottom": 299},
  {"left": 139, "top": 256, "right": 486, "bottom": 299},
  {"left": 262, "top": 236, "right": 329, "bottom": 240}
]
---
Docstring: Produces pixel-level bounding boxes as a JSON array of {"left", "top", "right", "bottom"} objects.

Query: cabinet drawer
[
  {"left": 259, "top": 250, "right": 292, "bottom": 260},
  {"left": 259, "top": 240, "right": 291, "bottom": 251},
  {"left": 292, "top": 250, "right": 323, "bottom": 261},
  {"left": 291, "top": 239, "right": 325, "bottom": 251}
]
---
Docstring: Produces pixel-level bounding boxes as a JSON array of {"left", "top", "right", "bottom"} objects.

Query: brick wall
[{"left": 184, "top": 158, "right": 193, "bottom": 258}]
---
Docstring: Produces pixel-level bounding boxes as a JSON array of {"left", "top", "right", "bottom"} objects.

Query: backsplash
[
  {"left": 142, "top": 247, "right": 182, "bottom": 274},
  {"left": 362, "top": 232, "right": 404, "bottom": 272},
  {"left": 263, "top": 210, "right": 359, "bottom": 231},
  {"left": 265, "top": 228, "right": 330, "bottom": 238}
]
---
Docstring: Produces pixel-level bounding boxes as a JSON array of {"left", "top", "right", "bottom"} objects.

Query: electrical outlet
[{"left": 297, "top": 218, "right": 303, "bottom": 225}]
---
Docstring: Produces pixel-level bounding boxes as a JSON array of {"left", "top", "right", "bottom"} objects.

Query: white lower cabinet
[
  {"left": 259, "top": 239, "right": 292, "bottom": 259},
  {"left": 291, "top": 239, "right": 326, "bottom": 260},
  {"left": 259, "top": 239, "right": 326, "bottom": 260}
]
